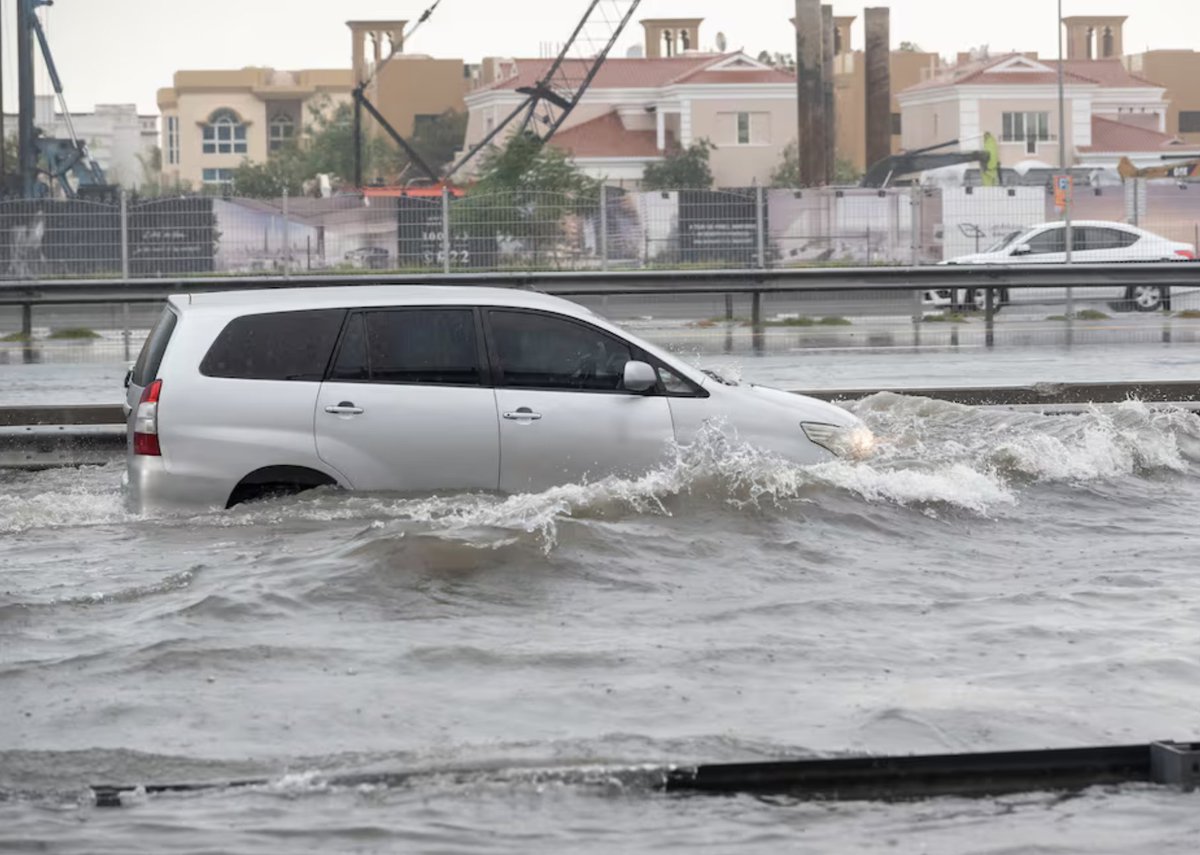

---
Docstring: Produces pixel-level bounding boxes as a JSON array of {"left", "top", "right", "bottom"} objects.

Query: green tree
[
  {"left": 642, "top": 139, "right": 716, "bottom": 190},
  {"left": 404, "top": 109, "right": 468, "bottom": 177},
  {"left": 453, "top": 133, "right": 600, "bottom": 268},
  {"left": 231, "top": 143, "right": 309, "bottom": 198},
  {"left": 770, "top": 141, "right": 863, "bottom": 187},
  {"left": 304, "top": 98, "right": 392, "bottom": 188}
]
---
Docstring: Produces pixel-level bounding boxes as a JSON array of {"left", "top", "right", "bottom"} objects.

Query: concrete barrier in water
[{"left": 2, "top": 382, "right": 1198, "bottom": 469}]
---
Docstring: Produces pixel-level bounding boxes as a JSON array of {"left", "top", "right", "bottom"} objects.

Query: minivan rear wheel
[{"left": 227, "top": 466, "right": 339, "bottom": 508}]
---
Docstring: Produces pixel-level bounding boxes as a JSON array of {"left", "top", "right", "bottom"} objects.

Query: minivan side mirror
[
  {"left": 1011, "top": 244, "right": 1033, "bottom": 256},
  {"left": 623, "top": 360, "right": 657, "bottom": 393}
]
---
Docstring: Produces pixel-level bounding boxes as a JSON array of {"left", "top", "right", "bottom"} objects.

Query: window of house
[
  {"left": 891, "top": 112, "right": 902, "bottom": 136},
  {"left": 201, "top": 168, "right": 235, "bottom": 189},
  {"left": 166, "top": 116, "right": 180, "bottom": 165},
  {"left": 1180, "top": 112, "right": 1200, "bottom": 134},
  {"left": 268, "top": 113, "right": 295, "bottom": 152},
  {"left": 723, "top": 112, "right": 770, "bottom": 145},
  {"left": 202, "top": 109, "right": 248, "bottom": 155},
  {"left": 1002, "top": 111, "right": 1051, "bottom": 144}
]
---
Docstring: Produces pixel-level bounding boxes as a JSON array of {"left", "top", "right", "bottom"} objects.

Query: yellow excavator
[{"left": 1117, "top": 156, "right": 1200, "bottom": 181}]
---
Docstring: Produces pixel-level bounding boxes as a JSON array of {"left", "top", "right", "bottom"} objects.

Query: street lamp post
[{"left": 1057, "top": 0, "right": 1073, "bottom": 264}]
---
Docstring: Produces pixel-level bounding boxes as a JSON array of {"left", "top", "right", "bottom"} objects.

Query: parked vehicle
[
  {"left": 343, "top": 247, "right": 391, "bottom": 270},
  {"left": 125, "top": 287, "right": 872, "bottom": 514},
  {"left": 924, "top": 221, "right": 1195, "bottom": 313}
]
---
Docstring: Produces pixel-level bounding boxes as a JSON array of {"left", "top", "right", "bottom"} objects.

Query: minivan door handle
[
  {"left": 325, "top": 402, "right": 365, "bottom": 416},
  {"left": 503, "top": 408, "right": 542, "bottom": 421}
]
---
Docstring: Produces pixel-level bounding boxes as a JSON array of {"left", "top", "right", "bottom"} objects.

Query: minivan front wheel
[{"left": 1125, "top": 284, "right": 1170, "bottom": 312}]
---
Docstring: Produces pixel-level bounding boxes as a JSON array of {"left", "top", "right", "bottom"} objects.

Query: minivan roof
[{"left": 172, "top": 286, "right": 584, "bottom": 316}]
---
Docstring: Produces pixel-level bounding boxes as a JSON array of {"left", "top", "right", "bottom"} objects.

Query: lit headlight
[{"left": 801, "top": 422, "right": 876, "bottom": 460}]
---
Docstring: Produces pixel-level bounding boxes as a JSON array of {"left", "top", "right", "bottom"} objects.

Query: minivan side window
[
  {"left": 131, "top": 307, "right": 178, "bottom": 387},
  {"left": 488, "top": 310, "right": 634, "bottom": 392},
  {"left": 362, "top": 309, "right": 481, "bottom": 386},
  {"left": 329, "top": 309, "right": 482, "bottom": 386},
  {"left": 200, "top": 309, "right": 345, "bottom": 381}
]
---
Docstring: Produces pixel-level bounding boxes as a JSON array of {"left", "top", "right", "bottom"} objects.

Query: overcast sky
[{"left": 3, "top": 0, "right": 1197, "bottom": 116}]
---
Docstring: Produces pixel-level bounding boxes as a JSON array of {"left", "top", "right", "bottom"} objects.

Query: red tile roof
[
  {"left": 904, "top": 54, "right": 1160, "bottom": 92},
  {"left": 1079, "top": 115, "right": 1187, "bottom": 152},
  {"left": 549, "top": 111, "right": 666, "bottom": 158},
  {"left": 475, "top": 54, "right": 793, "bottom": 95}
]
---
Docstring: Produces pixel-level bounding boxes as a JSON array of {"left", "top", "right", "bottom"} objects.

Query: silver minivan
[{"left": 126, "top": 286, "right": 872, "bottom": 513}]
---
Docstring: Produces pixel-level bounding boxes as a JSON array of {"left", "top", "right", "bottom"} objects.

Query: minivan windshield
[{"left": 985, "top": 230, "right": 1025, "bottom": 253}]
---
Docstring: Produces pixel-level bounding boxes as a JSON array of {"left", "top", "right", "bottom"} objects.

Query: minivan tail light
[
  {"left": 133, "top": 379, "right": 162, "bottom": 456},
  {"left": 1176, "top": 249, "right": 1196, "bottom": 260}
]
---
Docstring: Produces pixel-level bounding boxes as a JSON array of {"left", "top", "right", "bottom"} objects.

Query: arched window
[
  {"left": 680, "top": 29, "right": 691, "bottom": 51},
  {"left": 203, "top": 109, "right": 247, "bottom": 155},
  {"left": 662, "top": 29, "right": 674, "bottom": 57},
  {"left": 1102, "top": 27, "right": 1115, "bottom": 58},
  {"left": 1085, "top": 27, "right": 1095, "bottom": 60},
  {"left": 269, "top": 113, "right": 295, "bottom": 152}
]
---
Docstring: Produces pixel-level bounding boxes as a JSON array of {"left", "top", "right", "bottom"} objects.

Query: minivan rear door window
[{"left": 200, "top": 309, "right": 345, "bottom": 381}]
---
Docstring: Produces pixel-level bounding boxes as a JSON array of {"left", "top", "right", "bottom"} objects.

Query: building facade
[
  {"left": 157, "top": 68, "right": 354, "bottom": 190},
  {"left": 461, "top": 19, "right": 797, "bottom": 188},
  {"left": 6, "top": 95, "right": 158, "bottom": 189},
  {"left": 1125, "top": 49, "right": 1200, "bottom": 147},
  {"left": 831, "top": 16, "right": 942, "bottom": 173},
  {"left": 347, "top": 20, "right": 471, "bottom": 149},
  {"left": 897, "top": 15, "right": 1200, "bottom": 173}
]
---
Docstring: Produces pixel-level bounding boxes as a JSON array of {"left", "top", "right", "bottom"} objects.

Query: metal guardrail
[{"left": 0, "top": 262, "right": 1196, "bottom": 304}]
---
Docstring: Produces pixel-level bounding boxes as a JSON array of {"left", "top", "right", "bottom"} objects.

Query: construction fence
[{"left": 0, "top": 180, "right": 1197, "bottom": 280}]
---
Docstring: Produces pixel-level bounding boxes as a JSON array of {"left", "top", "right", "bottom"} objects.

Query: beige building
[
  {"left": 462, "top": 18, "right": 797, "bottom": 188},
  {"left": 158, "top": 68, "right": 353, "bottom": 190},
  {"left": 347, "top": 20, "right": 471, "bottom": 149},
  {"left": 831, "top": 16, "right": 941, "bottom": 173},
  {"left": 1125, "top": 49, "right": 1200, "bottom": 147},
  {"left": 895, "top": 14, "right": 1200, "bottom": 173}
]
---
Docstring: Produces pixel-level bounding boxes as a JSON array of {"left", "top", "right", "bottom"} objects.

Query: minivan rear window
[
  {"left": 200, "top": 309, "right": 345, "bottom": 381},
  {"left": 131, "top": 307, "right": 178, "bottom": 387}
]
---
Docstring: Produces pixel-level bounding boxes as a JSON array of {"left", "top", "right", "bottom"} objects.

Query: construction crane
[
  {"left": 353, "top": 0, "right": 643, "bottom": 188},
  {"left": 1117, "top": 156, "right": 1200, "bottom": 182},
  {"left": 860, "top": 134, "right": 1001, "bottom": 189},
  {"left": 443, "top": 0, "right": 643, "bottom": 180},
  {"left": 13, "top": 0, "right": 116, "bottom": 198}
]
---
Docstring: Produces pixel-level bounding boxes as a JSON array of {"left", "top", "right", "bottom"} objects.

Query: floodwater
[{"left": 4, "top": 391, "right": 1200, "bottom": 853}]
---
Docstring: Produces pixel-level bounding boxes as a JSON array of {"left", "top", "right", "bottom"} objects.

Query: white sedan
[{"left": 925, "top": 221, "right": 1195, "bottom": 313}]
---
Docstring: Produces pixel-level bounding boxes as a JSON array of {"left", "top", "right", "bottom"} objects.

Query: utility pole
[
  {"left": 864, "top": 7, "right": 892, "bottom": 172},
  {"left": 794, "top": 0, "right": 824, "bottom": 187},
  {"left": 18, "top": 0, "right": 39, "bottom": 198},
  {"left": 1057, "top": 0, "right": 1072, "bottom": 263}
]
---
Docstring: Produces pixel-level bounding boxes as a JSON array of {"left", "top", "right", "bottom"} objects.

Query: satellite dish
[
  {"left": 626, "top": 44, "right": 645, "bottom": 58},
  {"left": 716, "top": 32, "right": 728, "bottom": 52}
]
